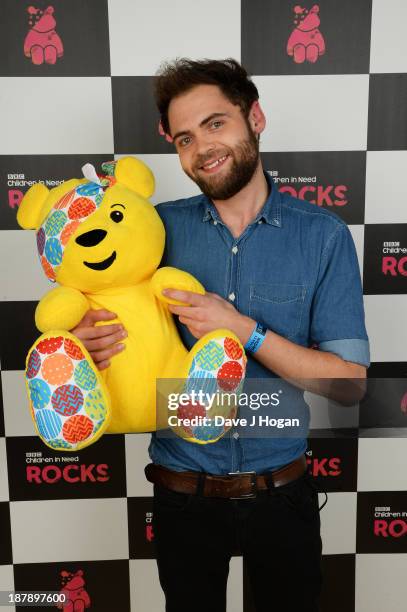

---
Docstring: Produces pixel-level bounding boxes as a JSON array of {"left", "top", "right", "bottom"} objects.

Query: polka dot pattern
[
  {"left": 84, "top": 389, "right": 107, "bottom": 420},
  {"left": 63, "top": 414, "right": 94, "bottom": 443},
  {"left": 175, "top": 334, "right": 246, "bottom": 444},
  {"left": 217, "top": 361, "right": 244, "bottom": 392},
  {"left": 37, "top": 336, "right": 63, "bottom": 354},
  {"left": 68, "top": 197, "right": 96, "bottom": 220},
  {"left": 51, "top": 384, "right": 83, "bottom": 416},
  {"left": 64, "top": 338, "right": 84, "bottom": 360},
  {"left": 74, "top": 361, "right": 97, "bottom": 390},
  {"left": 44, "top": 210, "right": 67, "bottom": 236},
  {"left": 36, "top": 228, "right": 45, "bottom": 255},
  {"left": 60, "top": 220, "right": 80, "bottom": 246},
  {"left": 224, "top": 337, "right": 243, "bottom": 360},
  {"left": 28, "top": 378, "right": 51, "bottom": 409},
  {"left": 36, "top": 409, "right": 62, "bottom": 440},
  {"left": 195, "top": 341, "right": 225, "bottom": 370},
  {"left": 25, "top": 334, "right": 109, "bottom": 451},
  {"left": 42, "top": 353, "right": 73, "bottom": 385},
  {"left": 35, "top": 175, "right": 110, "bottom": 283},
  {"left": 27, "top": 350, "right": 41, "bottom": 379},
  {"left": 44, "top": 237, "right": 62, "bottom": 266}
]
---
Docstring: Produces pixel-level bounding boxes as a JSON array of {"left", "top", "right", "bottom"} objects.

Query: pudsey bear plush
[{"left": 17, "top": 157, "right": 246, "bottom": 451}]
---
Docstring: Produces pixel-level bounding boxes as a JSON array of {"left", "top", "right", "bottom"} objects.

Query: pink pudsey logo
[
  {"left": 56, "top": 569, "right": 91, "bottom": 611},
  {"left": 24, "top": 5, "right": 64, "bottom": 65},
  {"left": 287, "top": 4, "right": 325, "bottom": 64}
]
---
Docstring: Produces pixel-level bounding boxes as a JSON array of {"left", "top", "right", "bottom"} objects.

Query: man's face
[{"left": 167, "top": 84, "right": 259, "bottom": 200}]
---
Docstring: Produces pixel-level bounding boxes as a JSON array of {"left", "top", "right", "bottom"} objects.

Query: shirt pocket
[{"left": 248, "top": 283, "right": 307, "bottom": 340}]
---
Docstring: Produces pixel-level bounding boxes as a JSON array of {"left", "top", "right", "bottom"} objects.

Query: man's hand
[
  {"left": 163, "top": 288, "right": 253, "bottom": 342},
  {"left": 70, "top": 309, "right": 127, "bottom": 370}
]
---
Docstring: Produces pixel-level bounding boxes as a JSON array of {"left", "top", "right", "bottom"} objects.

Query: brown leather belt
[{"left": 145, "top": 454, "right": 307, "bottom": 499}]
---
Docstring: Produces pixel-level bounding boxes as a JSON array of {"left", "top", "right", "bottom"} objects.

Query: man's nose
[
  {"left": 75, "top": 229, "right": 107, "bottom": 247},
  {"left": 195, "top": 136, "right": 218, "bottom": 161}
]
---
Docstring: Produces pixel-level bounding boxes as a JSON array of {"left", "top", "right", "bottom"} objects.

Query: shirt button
[
  {"left": 232, "top": 246, "right": 238, "bottom": 254},
  {"left": 258, "top": 220, "right": 263, "bottom": 224},
  {"left": 213, "top": 220, "right": 218, "bottom": 225},
  {"left": 228, "top": 292, "right": 236, "bottom": 301},
  {"left": 233, "top": 432, "right": 239, "bottom": 440}
]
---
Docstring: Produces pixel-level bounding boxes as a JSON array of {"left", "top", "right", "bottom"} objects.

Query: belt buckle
[{"left": 227, "top": 470, "right": 257, "bottom": 499}]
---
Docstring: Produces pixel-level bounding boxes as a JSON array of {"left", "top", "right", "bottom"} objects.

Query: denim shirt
[{"left": 148, "top": 172, "right": 370, "bottom": 474}]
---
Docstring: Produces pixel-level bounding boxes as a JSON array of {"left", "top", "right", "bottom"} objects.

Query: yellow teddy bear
[{"left": 16, "top": 156, "right": 246, "bottom": 452}]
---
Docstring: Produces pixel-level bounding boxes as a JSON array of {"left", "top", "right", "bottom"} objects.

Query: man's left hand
[{"left": 163, "top": 288, "right": 246, "bottom": 340}]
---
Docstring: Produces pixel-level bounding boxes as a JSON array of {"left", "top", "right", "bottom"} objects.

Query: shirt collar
[{"left": 201, "top": 171, "right": 282, "bottom": 227}]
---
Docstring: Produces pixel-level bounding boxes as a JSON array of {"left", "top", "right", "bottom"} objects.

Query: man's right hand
[{"left": 70, "top": 309, "right": 127, "bottom": 370}]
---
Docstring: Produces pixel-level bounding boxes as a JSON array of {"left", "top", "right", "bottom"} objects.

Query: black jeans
[{"left": 152, "top": 470, "right": 323, "bottom": 612}]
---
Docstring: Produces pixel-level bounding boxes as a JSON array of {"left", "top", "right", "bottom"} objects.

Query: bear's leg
[
  {"left": 73, "top": 599, "right": 85, "bottom": 612},
  {"left": 44, "top": 45, "right": 57, "bottom": 65},
  {"left": 306, "top": 44, "right": 319, "bottom": 63},
  {"left": 165, "top": 329, "right": 246, "bottom": 444},
  {"left": 31, "top": 45, "right": 44, "bottom": 65},
  {"left": 25, "top": 330, "right": 111, "bottom": 452},
  {"left": 293, "top": 44, "right": 306, "bottom": 64}
]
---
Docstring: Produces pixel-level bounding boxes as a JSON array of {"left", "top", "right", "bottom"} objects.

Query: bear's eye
[{"left": 110, "top": 210, "right": 124, "bottom": 223}]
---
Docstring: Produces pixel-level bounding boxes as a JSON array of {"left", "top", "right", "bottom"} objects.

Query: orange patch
[
  {"left": 68, "top": 197, "right": 96, "bottom": 220},
  {"left": 64, "top": 338, "right": 85, "bottom": 360},
  {"left": 224, "top": 337, "right": 243, "bottom": 360},
  {"left": 63, "top": 414, "right": 94, "bottom": 443},
  {"left": 54, "top": 189, "right": 75, "bottom": 210},
  {"left": 61, "top": 220, "right": 80, "bottom": 245},
  {"left": 41, "top": 255, "right": 56, "bottom": 281},
  {"left": 42, "top": 353, "right": 73, "bottom": 385}
]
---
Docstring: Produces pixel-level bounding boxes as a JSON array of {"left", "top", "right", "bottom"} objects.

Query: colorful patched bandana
[{"left": 36, "top": 161, "right": 117, "bottom": 282}]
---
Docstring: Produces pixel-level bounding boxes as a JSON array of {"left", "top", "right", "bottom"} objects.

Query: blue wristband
[{"left": 244, "top": 322, "right": 267, "bottom": 353}]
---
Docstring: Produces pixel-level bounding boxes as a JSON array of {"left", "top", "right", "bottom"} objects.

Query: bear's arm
[
  {"left": 150, "top": 266, "right": 205, "bottom": 306},
  {"left": 35, "top": 287, "right": 89, "bottom": 332}
]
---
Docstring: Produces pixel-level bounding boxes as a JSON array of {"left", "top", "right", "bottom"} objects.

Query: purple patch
[
  {"left": 27, "top": 349, "right": 41, "bottom": 379},
  {"left": 36, "top": 227, "right": 45, "bottom": 255}
]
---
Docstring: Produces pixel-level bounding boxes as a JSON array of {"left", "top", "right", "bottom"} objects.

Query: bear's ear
[
  {"left": 114, "top": 156, "right": 155, "bottom": 199},
  {"left": 16, "top": 183, "right": 50, "bottom": 230}
]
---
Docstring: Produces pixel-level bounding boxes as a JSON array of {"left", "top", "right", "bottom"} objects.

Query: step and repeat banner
[{"left": 0, "top": 1, "right": 407, "bottom": 610}]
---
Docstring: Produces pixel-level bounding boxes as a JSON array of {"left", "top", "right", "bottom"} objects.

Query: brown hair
[{"left": 154, "top": 58, "right": 259, "bottom": 135}]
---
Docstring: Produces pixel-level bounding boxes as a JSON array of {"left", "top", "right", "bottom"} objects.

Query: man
[{"left": 72, "top": 59, "right": 369, "bottom": 611}]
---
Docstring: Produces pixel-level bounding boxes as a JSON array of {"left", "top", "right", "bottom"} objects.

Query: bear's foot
[
  {"left": 44, "top": 45, "right": 57, "bottom": 65},
  {"left": 172, "top": 330, "right": 246, "bottom": 444},
  {"left": 306, "top": 43, "right": 319, "bottom": 63},
  {"left": 293, "top": 44, "right": 306, "bottom": 64},
  {"left": 30, "top": 45, "right": 44, "bottom": 65},
  {"left": 25, "top": 331, "right": 111, "bottom": 451}
]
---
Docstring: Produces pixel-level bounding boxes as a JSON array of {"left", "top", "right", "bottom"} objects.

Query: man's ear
[
  {"left": 248, "top": 100, "right": 266, "bottom": 136},
  {"left": 115, "top": 156, "right": 155, "bottom": 199}
]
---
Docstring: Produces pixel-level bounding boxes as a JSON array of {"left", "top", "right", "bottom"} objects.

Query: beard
[{"left": 185, "top": 124, "right": 260, "bottom": 201}]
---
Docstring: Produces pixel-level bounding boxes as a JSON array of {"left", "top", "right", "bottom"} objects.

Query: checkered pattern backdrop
[{"left": 0, "top": 0, "right": 406, "bottom": 610}]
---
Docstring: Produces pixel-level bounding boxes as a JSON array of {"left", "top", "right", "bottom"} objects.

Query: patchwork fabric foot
[
  {"left": 175, "top": 334, "right": 246, "bottom": 444},
  {"left": 25, "top": 332, "right": 111, "bottom": 451}
]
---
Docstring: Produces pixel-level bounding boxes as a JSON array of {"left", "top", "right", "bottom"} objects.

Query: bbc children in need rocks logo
[{"left": 269, "top": 170, "right": 348, "bottom": 208}]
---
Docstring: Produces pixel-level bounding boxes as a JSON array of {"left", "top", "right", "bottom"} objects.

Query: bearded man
[{"left": 72, "top": 59, "right": 369, "bottom": 612}]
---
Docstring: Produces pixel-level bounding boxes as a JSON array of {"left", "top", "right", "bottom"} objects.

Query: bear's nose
[{"left": 75, "top": 229, "right": 107, "bottom": 247}]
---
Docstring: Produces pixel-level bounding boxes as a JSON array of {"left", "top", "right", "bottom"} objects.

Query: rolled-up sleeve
[{"left": 310, "top": 222, "right": 370, "bottom": 367}]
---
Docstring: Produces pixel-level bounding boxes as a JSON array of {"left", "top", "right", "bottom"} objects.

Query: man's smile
[
  {"left": 199, "top": 154, "right": 230, "bottom": 174},
  {"left": 84, "top": 251, "right": 117, "bottom": 270}
]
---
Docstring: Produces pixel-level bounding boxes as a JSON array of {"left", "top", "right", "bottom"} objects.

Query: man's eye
[
  {"left": 211, "top": 120, "right": 223, "bottom": 129},
  {"left": 180, "top": 137, "right": 191, "bottom": 147}
]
